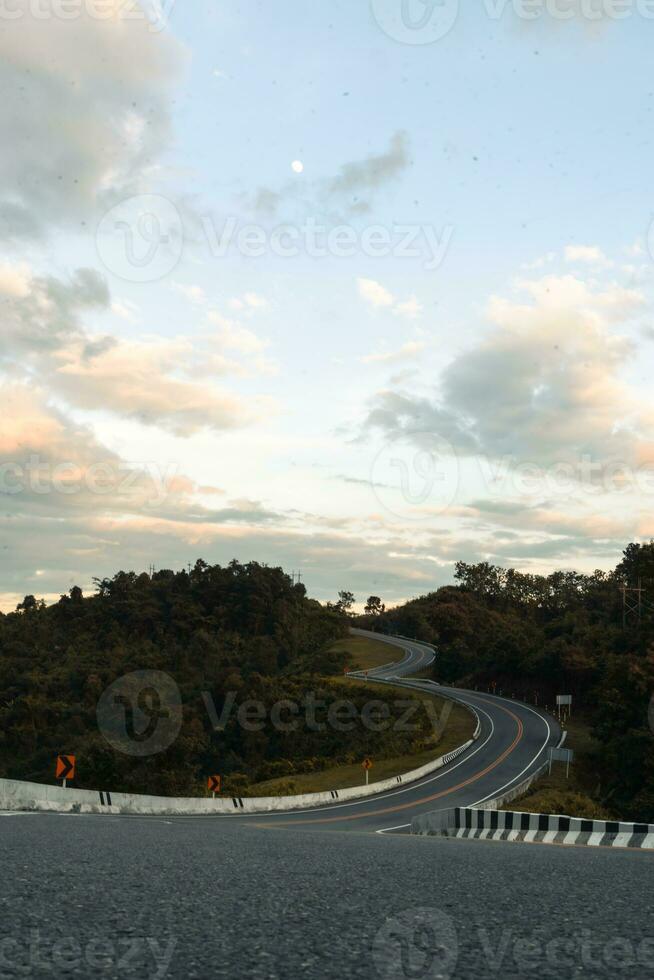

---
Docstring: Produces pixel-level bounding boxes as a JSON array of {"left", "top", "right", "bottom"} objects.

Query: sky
[{"left": 2, "top": 0, "right": 654, "bottom": 611}]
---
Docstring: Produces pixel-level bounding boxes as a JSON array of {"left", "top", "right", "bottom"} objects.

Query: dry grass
[{"left": 328, "top": 634, "right": 400, "bottom": 672}]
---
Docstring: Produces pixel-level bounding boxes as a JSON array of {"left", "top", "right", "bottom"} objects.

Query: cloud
[
  {"left": 358, "top": 278, "right": 394, "bottom": 309},
  {"left": 394, "top": 297, "right": 423, "bottom": 319},
  {"left": 0, "top": 381, "right": 641, "bottom": 614},
  {"left": 362, "top": 341, "right": 426, "bottom": 365},
  {"left": 111, "top": 299, "right": 140, "bottom": 323},
  {"left": 325, "top": 131, "right": 409, "bottom": 211},
  {"left": 358, "top": 279, "right": 423, "bottom": 319},
  {"left": 0, "top": 383, "right": 196, "bottom": 515},
  {"left": 245, "top": 132, "right": 410, "bottom": 220},
  {"left": 0, "top": 261, "right": 275, "bottom": 435},
  {"left": 522, "top": 252, "right": 556, "bottom": 271},
  {"left": 0, "top": 261, "right": 31, "bottom": 297},
  {"left": 173, "top": 283, "right": 206, "bottom": 304},
  {"left": 51, "top": 337, "right": 258, "bottom": 435},
  {"left": 229, "top": 292, "right": 268, "bottom": 312},
  {"left": 0, "top": 384, "right": 457, "bottom": 610},
  {"left": 0, "top": 1, "right": 182, "bottom": 241},
  {"left": 364, "top": 271, "right": 651, "bottom": 472},
  {"left": 564, "top": 245, "right": 612, "bottom": 267}
]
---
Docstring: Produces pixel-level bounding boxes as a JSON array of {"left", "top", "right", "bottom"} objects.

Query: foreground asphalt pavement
[
  {"left": 1, "top": 813, "right": 653, "bottom": 979},
  {"left": 1, "top": 633, "right": 643, "bottom": 979}
]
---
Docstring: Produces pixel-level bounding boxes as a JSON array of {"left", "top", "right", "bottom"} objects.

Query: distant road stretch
[{"left": 224, "top": 628, "right": 561, "bottom": 833}]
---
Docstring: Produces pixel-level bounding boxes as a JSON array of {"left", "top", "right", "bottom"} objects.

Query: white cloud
[
  {"left": 205, "top": 312, "right": 269, "bottom": 355},
  {"left": 246, "top": 132, "right": 410, "bottom": 219},
  {"left": 0, "top": 260, "right": 31, "bottom": 297},
  {"left": 229, "top": 292, "right": 269, "bottom": 312},
  {"left": 326, "top": 131, "right": 409, "bottom": 209},
  {"left": 394, "top": 296, "right": 423, "bottom": 319},
  {"left": 365, "top": 271, "right": 651, "bottom": 472},
  {"left": 173, "top": 282, "right": 207, "bottom": 304},
  {"left": 564, "top": 245, "right": 613, "bottom": 267},
  {"left": 522, "top": 252, "right": 556, "bottom": 271},
  {"left": 111, "top": 299, "right": 140, "bottom": 323},
  {"left": 0, "top": 267, "right": 275, "bottom": 436},
  {"left": 358, "top": 278, "right": 394, "bottom": 309},
  {"left": 358, "top": 280, "right": 424, "bottom": 319},
  {"left": 0, "top": 1, "right": 182, "bottom": 240},
  {"left": 362, "top": 341, "right": 426, "bottom": 365}
]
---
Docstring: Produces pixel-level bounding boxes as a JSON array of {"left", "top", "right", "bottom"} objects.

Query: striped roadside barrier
[{"left": 411, "top": 806, "right": 654, "bottom": 849}]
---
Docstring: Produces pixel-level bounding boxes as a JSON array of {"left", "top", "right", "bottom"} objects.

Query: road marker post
[
  {"left": 556, "top": 694, "right": 573, "bottom": 722},
  {"left": 362, "top": 758, "right": 373, "bottom": 786},
  {"left": 55, "top": 755, "right": 76, "bottom": 789},
  {"left": 207, "top": 775, "right": 222, "bottom": 799}
]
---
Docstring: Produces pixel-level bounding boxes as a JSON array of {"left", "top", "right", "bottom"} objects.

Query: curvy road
[
  {"left": 219, "top": 629, "right": 563, "bottom": 835},
  {"left": 2, "top": 631, "right": 653, "bottom": 980}
]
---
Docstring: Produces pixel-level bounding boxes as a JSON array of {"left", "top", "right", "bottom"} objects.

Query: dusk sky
[{"left": 2, "top": 0, "right": 654, "bottom": 610}]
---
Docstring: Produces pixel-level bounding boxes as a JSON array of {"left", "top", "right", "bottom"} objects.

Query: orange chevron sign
[{"left": 56, "top": 755, "right": 76, "bottom": 781}]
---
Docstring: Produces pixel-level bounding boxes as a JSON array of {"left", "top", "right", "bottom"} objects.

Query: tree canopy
[{"left": 357, "top": 542, "right": 654, "bottom": 822}]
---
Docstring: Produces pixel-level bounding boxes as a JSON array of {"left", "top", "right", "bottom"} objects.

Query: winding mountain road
[
  {"left": 2, "top": 632, "right": 651, "bottom": 980},
  {"left": 219, "top": 628, "right": 560, "bottom": 833}
]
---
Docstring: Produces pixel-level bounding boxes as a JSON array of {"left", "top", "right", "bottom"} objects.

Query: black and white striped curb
[
  {"left": 441, "top": 743, "right": 473, "bottom": 766},
  {"left": 411, "top": 807, "right": 654, "bottom": 849}
]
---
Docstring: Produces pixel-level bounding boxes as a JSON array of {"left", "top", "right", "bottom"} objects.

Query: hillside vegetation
[
  {"left": 358, "top": 542, "right": 654, "bottom": 823},
  {"left": 0, "top": 561, "right": 451, "bottom": 797}
]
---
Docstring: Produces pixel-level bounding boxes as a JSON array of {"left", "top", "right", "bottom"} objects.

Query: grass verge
[{"left": 328, "top": 634, "right": 400, "bottom": 672}]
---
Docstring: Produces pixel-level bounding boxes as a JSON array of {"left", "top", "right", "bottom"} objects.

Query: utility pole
[{"left": 622, "top": 578, "right": 644, "bottom": 629}]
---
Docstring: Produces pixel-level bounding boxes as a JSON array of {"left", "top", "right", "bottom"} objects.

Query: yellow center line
[{"left": 265, "top": 696, "right": 525, "bottom": 826}]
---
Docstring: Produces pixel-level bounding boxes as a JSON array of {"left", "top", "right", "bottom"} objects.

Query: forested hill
[
  {"left": 357, "top": 542, "right": 654, "bottom": 822},
  {"left": 3, "top": 560, "right": 344, "bottom": 674},
  {"left": 0, "top": 560, "right": 348, "bottom": 793}
]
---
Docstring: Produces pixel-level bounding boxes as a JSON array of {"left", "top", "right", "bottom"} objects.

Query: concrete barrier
[
  {"left": 475, "top": 727, "right": 566, "bottom": 811},
  {"left": 1, "top": 634, "right": 479, "bottom": 817},
  {"left": 0, "top": 734, "right": 477, "bottom": 816},
  {"left": 411, "top": 806, "right": 654, "bottom": 850}
]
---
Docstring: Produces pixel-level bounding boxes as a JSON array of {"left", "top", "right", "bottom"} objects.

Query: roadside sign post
[
  {"left": 55, "top": 755, "right": 76, "bottom": 789},
  {"left": 548, "top": 747, "right": 574, "bottom": 778},
  {"left": 556, "top": 695, "right": 573, "bottom": 722},
  {"left": 207, "top": 775, "right": 221, "bottom": 799},
  {"left": 362, "top": 758, "right": 373, "bottom": 786}
]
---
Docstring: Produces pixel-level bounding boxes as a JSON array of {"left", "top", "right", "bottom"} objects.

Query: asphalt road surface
[
  {"left": 1, "top": 814, "right": 653, "bottom": 979},
  {"left": 219, "top": 630, "right": 562, "bottom": 833},
  {"left": 2, "top": 631, "right": 651, "bottom": 980}
]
